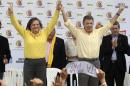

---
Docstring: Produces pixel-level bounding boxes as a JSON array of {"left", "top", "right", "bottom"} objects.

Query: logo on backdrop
[
  {"left": 96, "top": 1, "right": 103, "bottom": 8},
  {"left": 16, "top": 58, "right": 24, "bottom": 63},
  {"left": 46, "top": 10, "right": 52, "bottom": 17},
  {"left": 106, "top": 12, "right": 112, "bottom": 19},
  {"left": 16, "top": 40, "right": 22, "bottom": 47},
  {"left": 76, "top": 21, "right": 81, "bottom": 28},
  {"left": 96, "top": 1, "right": 105, "bottom": 9},
  {"left": 16, "top": 0, "right": 22, "bottom": 6},
  {"left": 6, "top": 30, "right": 12, "bottom": 37},
  {"left": 26, "top": 10, "right": 32, "bottom": 17},
  {"left": 67, "top": 11, "right": 72, "bottom": 18},
  {"left": 37, "top": 0, "right": 43, "bottom": 7},
  {"left": 76, "top": 1, "right": 82, "bottom": 8},
  {"left": 116, "top": 3, "right": 128, "bottom": 8}
]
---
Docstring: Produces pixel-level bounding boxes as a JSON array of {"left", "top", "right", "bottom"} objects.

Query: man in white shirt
[{"left": 65, "top": 31, "right": 78, "bottom": 62}]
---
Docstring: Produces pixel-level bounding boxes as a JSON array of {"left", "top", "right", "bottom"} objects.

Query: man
[
  {"left": 46, "top": 29, "right": 67, "bottom": 69},
  {"left": 61, "top": 3, "right": 125, "bottom": 86},
  {"left": 0, "top": 22, "right": 11, "bottom": 80},
  {"left": 99, "top": 21, "right": 130, "bottom": 86},
  {"left": 65, "top": 31, "right": 78, "bottom": 86},
  {"left": 0, "top": 21, "right": 11, "bottom": 80},
  {"left": 65, "top": 31, "right": 78, "bottom": 62}
]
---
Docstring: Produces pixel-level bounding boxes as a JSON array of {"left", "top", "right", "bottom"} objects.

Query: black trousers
[
  {"left": 23, "top": 58, "right": 46, "bottom": 86},
  {"left": 78, "top": 58, "right": 100, "bottom": 86},
  {"left": 0, "top": 72, "right": 3, "bottom": 80},
  {"left": 105, "top": 61, "right": 125, "bottom": 86}
]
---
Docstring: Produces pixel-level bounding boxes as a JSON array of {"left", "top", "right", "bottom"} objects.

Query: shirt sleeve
[
  {"left": 64, "top": 19, "right": 79, "bottom": 37},
  {"left": 98, "top": 21, "right": 113, "bottom": 37},
  {"left": 10, "top": 14, "right": 26, "bottom": 37},
  {"left": 44, "top": 10, "right": 59, "bottom": 37}
]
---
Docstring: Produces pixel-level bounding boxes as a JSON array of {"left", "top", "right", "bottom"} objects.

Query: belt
[
  {"left": 25, "top": 58, "right": 45, "bottom": 60},
  {"left": 78, "top": 58, "right": 99, "bottom": 61},
  {"left": 67, "top": 56, "right": 78, "bottom": 58}
]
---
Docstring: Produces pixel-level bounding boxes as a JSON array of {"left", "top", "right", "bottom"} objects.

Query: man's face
[
  {"left": 83, "top": 19, "right": 94, "bottom": 33},
  {"left": 110, "top": 25, "right": 120, "bottom": 35}
]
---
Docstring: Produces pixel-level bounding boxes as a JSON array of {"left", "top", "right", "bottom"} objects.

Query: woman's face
[{"left": 30, "top": 20, "right": 41, "bottom": 34}]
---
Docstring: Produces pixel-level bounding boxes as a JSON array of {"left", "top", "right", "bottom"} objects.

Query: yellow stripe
[{"left": 47, "top": 34, "right": 56, "bottom": 67}]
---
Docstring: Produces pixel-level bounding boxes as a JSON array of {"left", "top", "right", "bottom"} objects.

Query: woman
[{"left": 8, "top": 1, "right": 62, "bottom": 86}]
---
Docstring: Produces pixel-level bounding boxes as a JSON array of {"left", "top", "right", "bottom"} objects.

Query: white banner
[{"left": 66, "top": 61, "right": 98, "bottom": 78}]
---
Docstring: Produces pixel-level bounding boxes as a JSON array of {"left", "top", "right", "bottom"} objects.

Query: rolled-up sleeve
[
  {"left": 98, "top": 21, "right": 113, "bottom": 36},
  {"left": 44, "top": 10, "right": 59, "bottom": 36},
  {"left": 10, "top": 14, "right": 26, "bottom": 37},
  {"left": 64, "top": 19, "right": 79, "bottom": 37}
]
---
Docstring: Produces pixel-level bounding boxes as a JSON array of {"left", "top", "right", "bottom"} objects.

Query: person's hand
[
  {"left": 53, "top": 68, "right": 67, "bottom": 86},
  {"left": 60, "top": 68, "right": 67, "bottom": 80},
  {"left": 97, "top": 69, "right": 105, "bottom": 81},
  {"left": 0, "top": 80, "right": 7, "bottom": 86},
  {"left": 112, "top": 39, "right": 118, "bottom": 49},
  {"left": 119, "top": 3, "right": 125, "bottom": 12},
  {"left": 97, "top": 69, "right": 107, "bottom": 86},
  {"left": 56, "top": 0, "right": 62, "bottom": 11},
  {"left": 3, "top": 55, "right": 8, "bottom": 64},
  {"left": 3, "top": 58, "right": 8, "bottom": 64},
  {"left": 53, "top": 75, "right": 62, "bottom": 86},
  {"left": 30, "top": 78, "right": 43, "bottom": 86},
  {"left": 7, "top": 2, "right": 13, "bottom": 16}
]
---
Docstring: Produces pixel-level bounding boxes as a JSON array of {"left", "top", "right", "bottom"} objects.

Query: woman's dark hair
[{"left": 26, "top": 17, "right": 43, "bottom": 30}]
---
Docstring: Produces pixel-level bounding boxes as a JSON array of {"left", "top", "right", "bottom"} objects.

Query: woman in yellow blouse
[{"left": 8, "top": 1, "right": 62, "bottom": 86}]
